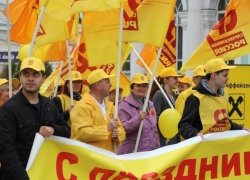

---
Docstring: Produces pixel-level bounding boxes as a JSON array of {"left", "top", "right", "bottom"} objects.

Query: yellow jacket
[{"left": 70, "top": 93, "right": 126, "bottom": 152}]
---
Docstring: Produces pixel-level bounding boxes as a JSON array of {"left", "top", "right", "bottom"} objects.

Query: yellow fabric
[
  {"left": 87, "top": 69, "right": 115, "bottom": 85},
  {"left": 20, "top": 57, "right": 45, "bottom": 72},
  {"left": 123, "top": 0, "right": 177, "bottom": 47},
  {"left": 160, "top": 68, "right": 182, "bottom": 78},
  {"left": 34, "top": 7, "right": 69, "bottom": 48},
  {"left": 65, "top": 71, "right": 82, "bottom": 81},
  {"left": 8, "top": 0, "right": 37, "bottom": 44},
  {"left": 130, "top": 73, "right": 148, "bottom": 85},
  {"left": 58, "top": 94, "right": 81, "bottom": 127},
  {"left": 181, "top": 0, "right": 250, "bottom": 73},
  {"left": 41, "top": 0, "right": 73, "bottom": 21},
  {"left": 204, "top": 58, "right": 236, "bottom": 74},
  {"left": 109, "top": 72, "right": 130, "bottom": 98},
  {"left": 71, "top": 0, "right": 120, "bottom": 15},
  {"left": 175, "top": 87, "right": 193, "bottom": 117},
  {"left": 178, "top": 76, "right": 192, "bottom": 86},
  {"left": 192, "top": 65, "right": 206, "bottom": 77},
  {"left": 70, "top": 93, "right": 126, "bottom": 152},
  {"left": 193, "top": 91, "right": 231, "bottom": 135}
]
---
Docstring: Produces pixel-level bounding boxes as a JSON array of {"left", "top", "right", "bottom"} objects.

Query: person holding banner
[
  {"left": 117, "top": 73, "right": 160, "bottom": 154},
  {"left": 152, "top": 68, "right": 183, "bottom": 146},
  {"left": 178, "top": 58, "right": 249, "bottom": 140},
  {"left": 0, "top": 57, "right": 70, "bottom": 180},
  {"left": 53, "top": 71, "right": 83, "bottom": 127},
  {"left": 70, "top": 69, "right": 126, "bottom": 153},
  {"left": 175, "top": 65, "right": 206, "bottom": 116}
]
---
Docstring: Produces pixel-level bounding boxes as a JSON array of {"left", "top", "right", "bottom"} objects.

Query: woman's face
[
  {"left": 0, "top": 84, "right": 14, "bottom": 105},
  {"left": 109, "top": 89, "right": 122, "bottom": 102},
  {"left": 165, "top": 77, "right": 179, "bottom": 89},
  {"left": 67, "top": 80, "right": 82, "bottom": 93},
  {"left": 131, "top": 83, "right": 148, "bottom": 100}
]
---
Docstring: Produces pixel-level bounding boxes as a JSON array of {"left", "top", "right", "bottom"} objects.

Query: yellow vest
[
  {"left": 175, "top": 87, "right": 193, "bottom": 116},
  {"left": 193, "top": 91, "right": 231, "bottom": 135},
  {"left": 58, "top": 94, "right": 82, "bottom": 127}
]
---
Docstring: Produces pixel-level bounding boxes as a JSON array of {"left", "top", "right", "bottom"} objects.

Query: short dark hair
[{"left": 206, "top": 69, "right": 225, "bottom": 80}]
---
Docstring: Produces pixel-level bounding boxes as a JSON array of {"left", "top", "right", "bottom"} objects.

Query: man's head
[
  {"left": 178, "top": 76, "right": 192, "bottom": 93},
  {"left": 19, "top": 57, "right": 46, "bottom": 94},
  {"left": 192, "top": 65, "right": 206, "bottom": 85},
  {"left": 87, "top": 69, "right": 115, "bottom": 97},
  {"left": 204, "top": 58, "right": 236, "bottom": 88},
  {"left": 0, "top": 79, "right": 14, "bottom": 105}
]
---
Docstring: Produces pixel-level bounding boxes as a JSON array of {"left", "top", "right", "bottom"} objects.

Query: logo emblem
[
  {"left": 228, "top": 94, "right": 244, "bottom": 120},
  {"left": 28, "top": 60, "right": 34, "bottom": 65}
]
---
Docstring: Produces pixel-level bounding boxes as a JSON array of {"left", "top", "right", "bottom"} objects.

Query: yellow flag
[
  {"left": 82, "top": 9, "right": 120, "bottom": 66},
  {"left": 71, "top": 0, "right": 120, "bottom": 15},
  {"left": 136, "top": 13, "right": 176, "bottom": 78},
  {"left": 34, "top": 11, "right": 69, "bottom": 48},
  {"left": 75, "top": 31, "right": 132, "bottom": 88},
  {"left": 110, "top": 71, "right": 130, "bottom": 98},
  {"left": 40, "top": 0, "right": 73, "bottom": 21},
  {"left": 123, "top": 0, "right": 177, "bottom": 47},
  {"left": 181, "top": 0, "right": 250, "bottom": 73}
]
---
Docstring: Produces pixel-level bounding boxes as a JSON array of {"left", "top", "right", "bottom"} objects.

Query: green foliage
[{"left": 44, "top": 62, "right": 53, "bottom": 77}]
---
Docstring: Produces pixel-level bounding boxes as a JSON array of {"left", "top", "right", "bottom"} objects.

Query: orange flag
[
  {"left": 7, "top": 0, "right": 38, "bottom": 44},
  {"left": 3, "top": 0, "right": 27, "bottom": 24},
  {"left": 181, "top": 0, "right": 250, "bottom": 73},
  {"left": 123, "top": 0, "right": 177, "bottom": 47},
  {"left": 137, "top": 13, "right": 176, "bottom": 78}
]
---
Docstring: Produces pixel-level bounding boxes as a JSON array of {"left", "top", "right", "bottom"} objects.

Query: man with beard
[{"left": 0, "top": 57, "right": 70, "bottom": 180}]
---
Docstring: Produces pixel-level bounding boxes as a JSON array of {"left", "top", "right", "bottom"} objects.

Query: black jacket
[
  {"left": 152, "top": 89, "right": 175, "bottom": 146},
  {"left": 0, "top": 90, "right": 70, "bottom": 180},
  {"left": 178, "top": 80, "right": 243, "bottom": 140}
]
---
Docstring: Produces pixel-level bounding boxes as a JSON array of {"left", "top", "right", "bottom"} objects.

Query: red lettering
[
  {"left": 56, "top": 152, "right": 78, "bottom": 180},
  {"left": 141, "top": 172, "right": 158, "bottom": 180},
  {"left": 175, "top": 159, "right": 197, "bottom": 180},
  {"left": 199, "top": 156, "right": 218, "bottom": 180},
  {"left": 244, "top": 152, "right": 250, "bottom": 174},
  {"left": 113, "top": 171, "right": 137, "bottom": 180},
  {"left": 222, "top": 153, "right": 241, "bottom": 177},
  {"left": 155, "top": 166, "right": 176, "bottom": 180},
  {"left": 89, "top": 167, "right": 115, "bottom": 180}
]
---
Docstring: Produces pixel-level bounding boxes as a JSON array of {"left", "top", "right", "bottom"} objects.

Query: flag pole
[
  {"left": 28, "top": 0, "right": 49, "bottom": 57},
  {"left": 52, "top": 60, "right": 63, "bottom": 98},
  {"left": 6, "top": 0, "right": 12, "bottom": 98},
  {"left": 132, "top": 48, "right": 174, "bottom": 109},
  {"left": 114, "top": 1, "right": 124, "bottom": 118},
  {"left": 134, "top": 47, "right": 163, "bottom": 153},
  {"left": 66, "top": 39, "right": 74, "bottom": 106}
]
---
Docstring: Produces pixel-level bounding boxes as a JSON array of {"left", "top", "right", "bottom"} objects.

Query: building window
[
  {"left": 122, "top": 54, "right": 131, "bottom": 79},
  {"left": 175, "top": 0, "right": 184, "bottom": 71}
]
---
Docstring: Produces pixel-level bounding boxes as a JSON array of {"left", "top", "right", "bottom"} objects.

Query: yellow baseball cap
[
  {"left": 65, "top": 71, "right": 83, "bottom": 81},
  {"left": 12, "top": 78, "right": 20, "bottom": 89},
  {"left": 87, "top": 69, "right": 115, "bottom": 85},
  {"left": 130, "top": 73, "right": 148, "bottom": 85},
  {"left": 193, "top": 65, "right": 206, "bottom": 77},
  {"left": 204, "top": 58, "right": 236, "bottom": 75},
  {"left": 160, "top": 68, "right": 183, "bottom": 78},
  {"left": 20, "top": 57, "right": 45, "bottom": 72},
  {"left": 0, "top": 78, "right": 8, "bottom": 87},
  {"left": 178, "top": 76, "right": 192, "bottom": 86}
]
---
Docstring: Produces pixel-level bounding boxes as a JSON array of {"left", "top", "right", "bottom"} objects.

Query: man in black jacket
[
  {"left": 178, "top": 58, "right": 249, "bottom": 140},
  {"left": 0, "top": 57, "right": 70, "bottom": 180}
]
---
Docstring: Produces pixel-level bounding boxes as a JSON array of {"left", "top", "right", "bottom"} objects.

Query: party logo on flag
[
  {"left": 123, "top": 0, "right": 141, "bottom": 31},
  {"left": 206, "top": 9, "right": 248, "bottom": 56},
  {"left": 100, "top": 64, "right": 115, "bottom": 75},
  {"left": 159, "top": 19, "right": 176, "bottom": 67},
  {"left": 37, "top": 25, "right": 46, "bottom": 37}
]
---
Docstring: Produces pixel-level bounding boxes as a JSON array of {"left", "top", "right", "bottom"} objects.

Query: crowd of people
[{"left": 0, "top": 57, "right": 249, "bottom": 179}]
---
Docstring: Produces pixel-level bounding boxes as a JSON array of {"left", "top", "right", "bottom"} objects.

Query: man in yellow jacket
[{"left": 70, "top": 69, "right": 126, "bottom": 153}]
